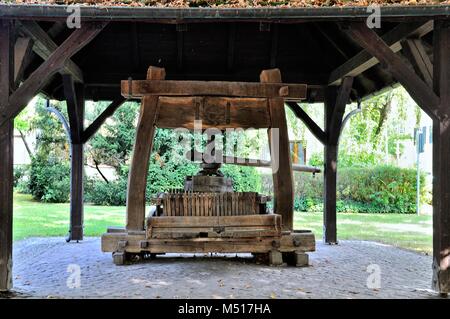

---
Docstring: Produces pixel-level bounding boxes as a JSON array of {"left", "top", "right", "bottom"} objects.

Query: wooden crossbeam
[
  {"left": 286, "top": 101, "right": 326, "bottom": 144},
  {"left": 343, "top": 22, "right": 441, "bottom": 121},
  {"left": 329, "top": 21, "right": 434, "bottom": 86},
  {"left": 187, "top": 150, "right": 321, "bottom": 174},
  {"left": 19, "top": 20, "right": 84, "bottom": 83},
  {"left": 0, "top": 22, "right": 107, "bottom": 128},
  {"left": 123, "top": 80, "right": 307, "bottom": 100},
  {"left": 82, "top": 97, "right": 126, "bottom": 143},
  {"left": 402, "top": 38, "right": 433, "bottom": 88}
]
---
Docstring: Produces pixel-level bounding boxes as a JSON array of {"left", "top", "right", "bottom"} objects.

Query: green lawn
[
  {"left": 13, "top": 193, "right": 433, "bottom": 253},
  {"left": 13, "top": 193, "right": 126, "bottom": 241}
]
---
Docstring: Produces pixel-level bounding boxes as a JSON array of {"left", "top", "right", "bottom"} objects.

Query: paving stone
[{"left": 5, "top": 237, "right": 446, "bottom": 299}]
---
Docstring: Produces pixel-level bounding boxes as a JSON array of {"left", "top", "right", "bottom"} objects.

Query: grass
[
  {"left": 13, "top": 193, "right": 125, "bottom": 241},
  {"left": 295, "top": 212, "right": 432, "bottom": 254},
  {"left": 13, "top": 193, "right": 433, "bottom": 253}
]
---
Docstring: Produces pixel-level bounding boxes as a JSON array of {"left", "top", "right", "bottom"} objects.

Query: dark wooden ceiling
[{"left": 5, "top": 5, "right": 442, "bottom": 102}]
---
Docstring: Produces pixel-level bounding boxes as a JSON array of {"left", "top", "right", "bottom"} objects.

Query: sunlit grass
[
  {"left": 13, "top": 193, "right": 433, "bottom": 253},
  {"left": 13, "top": 193, "right": 125, "bottom": 241},
  {"left": 294, "top": 212, "right": 432, "bottom": 254}
]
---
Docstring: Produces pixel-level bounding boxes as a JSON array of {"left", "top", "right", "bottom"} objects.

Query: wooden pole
[
  {"left": 323, "top": 77, "right": 353, "bottom": 244},
  {"left": 64, "top": 75, "right": 85, "bottom": 241},
  {"left": 260, "top": 68, "right": 294, "bottom": 231},
  {"left": 126, "top": 66, "right": 166, "bottom": 231},
  {"left": 324, "top": 87, "right": 338, "bottom": 244},
  {"left": 0, "top": 20, "right": 14, "bottom": 291},
  {"left": 432, "top": 20, "right": 450, "bottom": 295}
]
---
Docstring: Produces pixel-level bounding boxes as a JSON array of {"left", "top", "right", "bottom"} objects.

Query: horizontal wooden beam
[
  {"left": 122, "top": 80, "right": 307, "bottom": 100},
  {"left": 344, "top": 22, "right": 441, "bottom": 121},
  {"left": 187, "top": 151, "right": 321, "bottom": 174},
  {"left": 157, "top": 96, "right": 271, "bottom": 130},
  {"left": 82, "top": 97, "right": 126, "bottom": 143},
  {"left": 329, "top": 20, "right": 433, "bottom": 86},
  {"left": 286, "top": 101, "right": 326, "bottom": 144},
  {"left": 19, "top": 20, "right": 84, "bottom": 83}
]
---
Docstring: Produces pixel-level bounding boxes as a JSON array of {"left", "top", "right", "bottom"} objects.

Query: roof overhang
[{"left": 0, "top": 4, "right": 449, "bottom": 23}]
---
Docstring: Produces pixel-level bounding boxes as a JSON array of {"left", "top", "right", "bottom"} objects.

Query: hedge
[{"left": 263, "top": 165, "right": 426, "bottom": 214}]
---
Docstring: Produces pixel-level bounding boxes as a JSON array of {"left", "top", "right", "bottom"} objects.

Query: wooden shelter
[{"left": 0, "top": 3, "right": 449, "bottom": 294}]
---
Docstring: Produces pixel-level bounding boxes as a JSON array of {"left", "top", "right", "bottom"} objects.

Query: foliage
[
  {"left": 28, "top": 155, "right": 71, "bottom": 203},
  {"left": 25, "top": 97, "right": 71, "bottom": 203},
  {"left": 87, "top": 102, "right": 139, "bottom": 174},
  {"left": 263, "top": 165, "right": 425, "bottom": 214},
  {"left": 14, "top": 165, "right": 32, "bottom": 194}
]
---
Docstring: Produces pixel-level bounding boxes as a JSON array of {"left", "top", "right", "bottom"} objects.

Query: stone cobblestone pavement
[{"left": 6, "top": 237, "right": 445, "bottom": 299}]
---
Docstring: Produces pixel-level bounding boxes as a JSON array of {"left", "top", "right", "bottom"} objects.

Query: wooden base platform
[{"left": 101, "top": 215, "right": 315, "bottom": 266}]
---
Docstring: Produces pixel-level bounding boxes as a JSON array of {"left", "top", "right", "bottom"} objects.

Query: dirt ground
[{"left": 3, "top": 237, "right": 446, "bottom": 299}]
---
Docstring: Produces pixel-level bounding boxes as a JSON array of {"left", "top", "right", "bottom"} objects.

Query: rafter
[
  {"left": 402, "top": 38, "right": 433, "bottom": 88},
  {"left": 0, "top": 22, "right": 107, "bottom": 128},
  {"left": 329, "top": 20, "right": 433, "bottom": 86},
  {"left": 19, "top": 20, "right": 84, "bottom": 83},
  {"left": 343, "top": 22, "right": 440, "bottom": 121}
]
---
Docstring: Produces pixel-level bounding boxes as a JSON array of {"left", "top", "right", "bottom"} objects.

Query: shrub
[
  {"left": 85, "top": 177, "right": 128, "bottom": 206},
  {"left": 14, "top": 165, "right": 31, "bottom": 193},
  {"left": 28, "top": 156, "right": 71, "bottom": 203},
  {"left": 263, "top": 165, "right": 425, "bottom": 214}
]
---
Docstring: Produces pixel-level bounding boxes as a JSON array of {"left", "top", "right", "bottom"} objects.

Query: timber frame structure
[
  {"left": 0, "top": 4, "right": 449, "bottom": 294},
  {"left": 101, "top": 66, "right": 315, "bottom": 265}
]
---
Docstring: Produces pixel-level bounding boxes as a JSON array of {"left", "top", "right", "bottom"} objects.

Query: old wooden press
[{"left": 101, "top": 66, "right": 316, "bottom": 265}]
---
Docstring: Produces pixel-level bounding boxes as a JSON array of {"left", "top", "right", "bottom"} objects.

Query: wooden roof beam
[
  {"left": 0, "top": 22, "right": 107, "bottom": 128},
  {"left": 19, "top": 20, "right": 84, "bottom": 83},
  {"left": 401, "top": 38, "right": 433, "bottom": 88},
  {"left": 343, "top": 22, "right": 441, "bottom": 121},
  {"left": 328, "top": 20, "right": 433, "bottom": 86}
]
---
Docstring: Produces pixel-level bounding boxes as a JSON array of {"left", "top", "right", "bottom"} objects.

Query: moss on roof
[{"left": 3, "top": 0, "right": 450, "bottom": 8}]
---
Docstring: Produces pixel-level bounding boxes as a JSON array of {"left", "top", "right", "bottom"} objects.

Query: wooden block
[
  {"left": 112, "top": 252, "right": 126, "bottom": 265},
  {"left": 294, "top": 252, "right": 309, "bottom": 267},
  {"left": 268, "top": 250, "right": 283, "bottom": 266}
]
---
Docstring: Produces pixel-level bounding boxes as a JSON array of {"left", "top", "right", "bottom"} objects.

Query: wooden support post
[
  {"left": 0, "top": 121, "right": 13, "bottom": 291},
  {"left": 323, "top": 77, "right": 353, "bottom": 244},
  {"left": 0, "top": 20, "right": 13, "bottom": 292},
  {"left": 126, "top": 66, "right": 166, "bottom": 231},
  {"left": 64, "top": 75, "right": 85, "bottom": 241},
  {"left": 260, "top": 69, "right": 294, "bottom": 231},
  {"left": 432, "top": 20, "right": 450, "bottom": 295}
]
